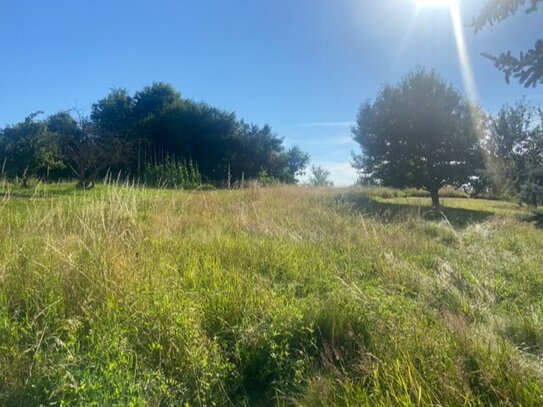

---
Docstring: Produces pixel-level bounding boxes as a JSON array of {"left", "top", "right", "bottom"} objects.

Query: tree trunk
[
  {"left": 431, "top": 189, "right": 440, "bottom": 208},
  {"left": 21, "top": 167, "right": 29, "bottom": 188},
  {"left": 77, "top": 176, "right": 86, "bottom": 189}
]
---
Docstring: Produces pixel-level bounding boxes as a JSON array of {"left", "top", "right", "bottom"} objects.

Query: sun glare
[
  {"left": 409, "top": 0, "right": 478, "bottom": 102},
  {"left": 414, "top": 0, "right": 457, "bottom": 8},
  {"left": 406, "top": 0, "right": 480, "bottom": 131}
]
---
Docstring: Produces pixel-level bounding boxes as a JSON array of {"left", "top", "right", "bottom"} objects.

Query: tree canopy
[
  {"left": 352, "top": 69, "right": 484, "bottom": 207},
  {"left": 485, "top": 99, "right": 543, "bottom": 207},
  {"left": 0, "top": 112, "right": 61, "bottom": 187},
  {"left": 474, "top": 0, "right": 543, "bottom": 87}
]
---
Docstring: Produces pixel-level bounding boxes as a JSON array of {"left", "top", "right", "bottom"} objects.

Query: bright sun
[{"left": 414, "top": 0, "right": 458, "bottom": 8}]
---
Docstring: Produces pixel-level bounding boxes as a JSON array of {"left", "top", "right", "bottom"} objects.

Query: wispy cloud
[
  {"left": 297, "top": 121, "right": 355, "bottom": 128},
  {"left": 286, "top": 135, "right": 355, "bottom": 148},
  {"left": 333, "top": 135, "right": 356, "bottom": 145}
]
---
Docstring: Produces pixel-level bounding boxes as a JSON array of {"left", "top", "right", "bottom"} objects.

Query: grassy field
[{"left": 1, "top": 182, "right": 543, "bottom": 406}]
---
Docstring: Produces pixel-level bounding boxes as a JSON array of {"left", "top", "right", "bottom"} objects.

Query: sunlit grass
[
  {"left": 379, "top": 196, "right": 528, "bottom": 216},
  {"left": 1, "top": 183, "right": 542, "bottom": 405}
]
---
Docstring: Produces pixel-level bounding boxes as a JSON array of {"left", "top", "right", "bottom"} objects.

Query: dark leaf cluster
[
  {"left": 482, "top": 40, "right": 543, "bottom": 88},
  {"left": 473, "top": 0, "right": 543, "bottom": 87},
  {"left": 473, "top": 0, "right": 542, "bottom": 31}
]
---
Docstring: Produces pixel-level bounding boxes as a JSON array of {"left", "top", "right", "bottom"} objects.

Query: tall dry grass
[{"left": 0, "top": 182, "right": 542, "bottom": 405}]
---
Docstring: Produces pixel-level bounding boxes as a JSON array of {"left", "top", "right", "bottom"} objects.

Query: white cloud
[{"left": 324, "top": 162, "right": 358, "bottom": 186}]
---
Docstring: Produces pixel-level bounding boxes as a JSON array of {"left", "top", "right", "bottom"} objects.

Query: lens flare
[
  {"left": 414, "top": 0, "right": 458, "bottom": 8},
  {"left": 404, "top": 0, "right": 480, "bottom": 132},
  {"left": 408, "top": 0, "right": 478, "bottom": 102},
  {"left": 449, "top": 3, "right": 479, "bottom": 102}
]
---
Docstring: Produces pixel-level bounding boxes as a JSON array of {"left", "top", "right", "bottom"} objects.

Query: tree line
[{"left": 0, "top": 83, "right": 309, "bottom": 188}]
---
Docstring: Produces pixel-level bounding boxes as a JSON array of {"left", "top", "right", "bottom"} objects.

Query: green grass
[{"left": 1, "top": 183, "right": 542, "bottom": 406}]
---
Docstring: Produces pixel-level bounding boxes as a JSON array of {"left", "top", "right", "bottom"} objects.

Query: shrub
[{"left": 142, "top": 157, "right": 200, "bottom": 189}]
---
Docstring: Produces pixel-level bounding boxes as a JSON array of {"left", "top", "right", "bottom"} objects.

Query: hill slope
[{"left": 1, "top": 184, "right": 542, "bottom": 406}]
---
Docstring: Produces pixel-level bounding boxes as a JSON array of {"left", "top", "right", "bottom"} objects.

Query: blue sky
[{"left": 1, "top": 0, "right": 542, "bottom": 185}]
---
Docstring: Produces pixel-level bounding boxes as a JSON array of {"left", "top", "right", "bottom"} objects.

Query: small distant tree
[
  {"left": 352, "top": 69, "right": 484, "bottom": 207},
  {"left": 286, "top": 146, "right": 310, "bottom": 182},
  {"left": 473, "top": 0, "right": 543, "bottom": 87},
  {"left": 308, "top": 165, "right": 334, "bottom": 187}
]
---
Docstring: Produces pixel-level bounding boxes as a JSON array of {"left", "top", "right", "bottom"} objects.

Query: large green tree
[
  {"left": 352, "top": 69, "right": 484, "bottom": 207},
  {"left": 474, "top": 0, "right": 543, "bottom": 87}
]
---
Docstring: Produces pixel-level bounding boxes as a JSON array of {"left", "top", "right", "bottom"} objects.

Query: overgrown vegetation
[
  {"left": 1, "top": 183, "right": 542, "bottom": 406},
  {"left": 0, "top": 83, "right": 310, "bottom": 188},
  {"left": 482, "top": 99, "right": 543, "bottom": 208},
  {"left": 142, "top": 158, "right": 201, "bottom": 189}
]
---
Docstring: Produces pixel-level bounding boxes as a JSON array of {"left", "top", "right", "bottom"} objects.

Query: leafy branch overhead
[{"left": 474, "top": 0, "right": 543, "bottom": 87}]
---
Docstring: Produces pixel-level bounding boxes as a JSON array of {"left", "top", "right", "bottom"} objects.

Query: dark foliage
[
  {"left": 142, "top": 158, "right": 201, "bottom": 189},
  {"left": 49, "top": 112, "right": 134, "bottom": 189},
  {"left": 91, "top": 82, "right": 308, "bottom": 184},
  {"left": 0, "top": 83, "right": 309, "bottom": 188},
  {"left": 0, "top": 112, "right": 61, "bottom": 187},
  {"left": 486, "top": 100, "right": 543, "bottom": 207}
]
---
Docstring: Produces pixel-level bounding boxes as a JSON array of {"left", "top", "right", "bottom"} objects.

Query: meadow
[{"left": 1, "top": 182, "right": 542, "bottom": 406}]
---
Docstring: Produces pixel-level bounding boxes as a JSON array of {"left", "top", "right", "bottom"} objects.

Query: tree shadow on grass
[
  {"left": 334, "top": 191, "right": 495, "bottom": 229},
  {"left": 522, "top": 212, "right": 543, "bottom": 229},
  {"left": 0, "top": 184, "right": 82, "bottom": 200}
]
